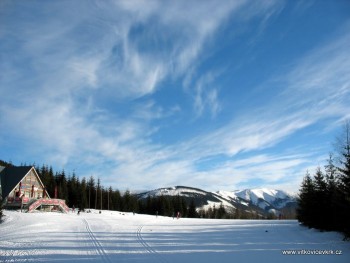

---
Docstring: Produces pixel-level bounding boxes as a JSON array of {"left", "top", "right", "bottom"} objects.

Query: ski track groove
[
  {"left": 136, "top": 225, "right": 169, "bottom": 263},
  {"left": 83, "top": 218, "right": 112, "bottom": 263}
]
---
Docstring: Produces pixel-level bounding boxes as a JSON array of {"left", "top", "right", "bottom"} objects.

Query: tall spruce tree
[
  {"left": 67, "top": 173, "right": 79, "bottom": 207},
  {"left": 313, "top": 167, "right": 327, "bottom": 229},
  {"left": 87, "top": 176, "right": 95, "bottom": 210},
  {"left": 336, "top": 121, "right": 350, "bottom": 237},
  {"left": 80, "top": 177, "right": 88, "bottom": 209},
  {"left": 217, "top": 203, "right": 226, "bottom": 219},
  {"left": 324, "top": 153, "right": 339, "bottom": 230},
  {"left": 297, "top": 171, "right": 316, "bottom": 227},
  {"left": 56, "top": 170, "right": 68, "bottom": 201},
  {"left": 188, "top": 199, "right": 197, "bottom": 218}
]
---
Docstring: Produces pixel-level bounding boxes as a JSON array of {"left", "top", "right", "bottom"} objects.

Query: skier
[{"left": 176, "top": 211, "right": 180, "bottom": 219}]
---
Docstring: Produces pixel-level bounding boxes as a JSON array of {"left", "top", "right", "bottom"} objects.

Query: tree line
[
  {"left": 31, "top": 167, "right": 233, "bottom": 219},
  {"left": 26, "top": 165, "right": 199, "bottom": 218},
  {"left": 298, "top": 122, "right": 350, "bottom": 238},
  {"left": 1, "top": 158, "right": 298, "bottom": 220},
  {"left": 1, "top": 160, "right": 280, "bottom": 220}
]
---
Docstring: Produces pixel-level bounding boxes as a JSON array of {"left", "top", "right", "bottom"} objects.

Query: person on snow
[{"left": 176, "top": 211, "right": 181, "bottom": 219}]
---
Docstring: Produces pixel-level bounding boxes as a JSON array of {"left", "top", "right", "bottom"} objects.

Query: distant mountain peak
[
  {"left": 137, "top": 185, "right": 297, "bottom": 217},
  {"left": 231, "top": 188, "right": 295, "bottom": 210}
]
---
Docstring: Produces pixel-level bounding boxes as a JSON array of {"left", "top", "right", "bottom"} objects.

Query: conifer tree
[
  {"left": 67, "top": 173, "right": 79, "bottom": 207},
  {"left": 324, "top": 153, "right": 339, "bottom": 230},
  {"left": 297, "top": 171, "right": 315, "bottom": 227},
  {"left": 181, "top": 197, "right": 188, "bottom": 217},
  {"left": 217, "top": 203, "right": 226, "bottom": 219},
  {"left": 95, "top": 178, "right": 101, "bottom": 210},
  {"left": 173, "top": 194, "right": 183, "bottom": 216},
  {"left": 87, "top": 176, "right": 95, "bottom": 210},
  {"left": 123, "top": 190, "right": 138, "bottom": 212},
  {"left": 80, "top": 177, "right": 88, "bottom": 209},
  {"left": 313, "top": 167, "right": 327, "bottom": 229},
  {"left": 297, "top": 121, "right": 350, "bottom": 237},
  {"left": 338, "top": 122, "right": 350, "bottom": 191},
  {"left": 56, "top": 170, "right": 68, "bottom": 201},
  {"left": 111, "top": 189, "right": 122, "bottom": 211},
  {"left": 188, "top": 199, "right": 197, "bottom": 218},
  {"left": 336, "top": 121, "right": 350, "bottom": 237}
]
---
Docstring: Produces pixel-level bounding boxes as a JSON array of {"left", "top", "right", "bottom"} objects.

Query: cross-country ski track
[{"left": 0, "top": 210, "right": 349, "bottom": 263}]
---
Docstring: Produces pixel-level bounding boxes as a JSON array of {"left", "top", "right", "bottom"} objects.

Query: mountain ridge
[{"left": 136, "top": 186, "right": 297, "bottom": 218}]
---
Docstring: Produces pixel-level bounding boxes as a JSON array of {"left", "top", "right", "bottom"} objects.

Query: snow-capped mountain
[
  {"left": 231, "top": 189, "right": 295, "bottom": 210},
  {"left": 137, "top": 186, "right": 235, "bottom": 209},
  {"left": 137, "top": 186, "right": 297, "bottom": 217},
  {"left": 138, "top": 186, "right": 211, "bottom": 199}
]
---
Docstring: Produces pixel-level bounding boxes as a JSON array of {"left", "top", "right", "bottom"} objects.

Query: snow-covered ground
[{"left": 0, "top": 210, "right": 349, "bottom": 263}]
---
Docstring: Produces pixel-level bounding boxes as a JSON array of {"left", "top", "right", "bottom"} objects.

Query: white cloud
[
  {"left": 148, "top": 27, "right": 350, "bottom": 191},
  {"left": 2, "top": 0, "right": 348, "bottom": 194},
  {"left": 193, "top": 73, "right": 222, "bottom": 117},
  {"left": 68, "top": 57, "right": 101, "bottom": 88},
  {"left": 98, "top": 10, "right": 348, "bottom": 192}
]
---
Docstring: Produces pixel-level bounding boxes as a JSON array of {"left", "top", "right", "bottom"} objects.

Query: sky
[{"left": 1, "top": 0, "right": 350, "bottom": 193}]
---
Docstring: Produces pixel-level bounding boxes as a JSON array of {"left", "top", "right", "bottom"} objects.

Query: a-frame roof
[{"left": 0, "top": 166, "right": 35, "bottom": 199}]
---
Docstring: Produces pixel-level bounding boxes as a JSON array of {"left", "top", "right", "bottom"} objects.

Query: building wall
[
  {"left": 8, "top": 169, "right": 45, "bottom": 204},
  {"left": 21, "top": 169, "right": 45, "bottom": 199}
]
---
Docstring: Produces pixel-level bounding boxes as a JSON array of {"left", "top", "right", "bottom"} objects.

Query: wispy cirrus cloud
[
  {"left": 192, "top": 73, "right": 222, "bottom": 118},
  {"left": 143, "top": 26, "right": 350, "bottom": 191},
  {"left": 1, "top": 0, "right": 348, "bottom": 193},
  {"left": 0, "top": 0, "right": 252, "bottom": 162},
  {"left": 105, "top": 8, "right": 349, "bottom": 192}
]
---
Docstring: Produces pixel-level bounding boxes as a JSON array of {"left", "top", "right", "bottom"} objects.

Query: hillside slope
[{"left": 137, "top": 186, "right": 297, "bottom": 218}]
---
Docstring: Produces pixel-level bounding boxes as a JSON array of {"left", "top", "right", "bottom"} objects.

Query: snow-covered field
[{"left": 0, "top": 210, "right": 349, "bottom": 263}]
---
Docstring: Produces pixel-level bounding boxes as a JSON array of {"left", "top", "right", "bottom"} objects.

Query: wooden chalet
[{"left": 0, "top": 165, "right": 69, "bottom": 213}]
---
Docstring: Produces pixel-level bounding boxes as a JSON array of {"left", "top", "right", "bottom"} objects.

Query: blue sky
[{"left": 1, "top": 0, "right": 350, "bottom": 192}]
